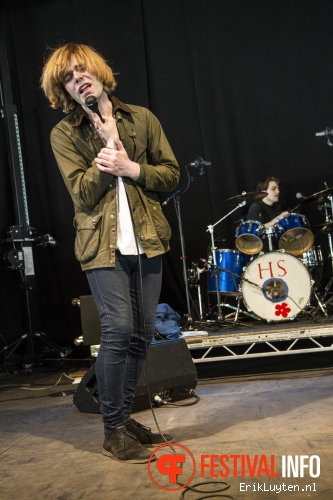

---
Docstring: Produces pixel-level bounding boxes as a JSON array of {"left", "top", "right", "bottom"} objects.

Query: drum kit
[{"left": 194, "top": 186, "right": 333, "bottom": 324}]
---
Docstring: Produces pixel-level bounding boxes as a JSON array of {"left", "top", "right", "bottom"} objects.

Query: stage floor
[{"left": 1, "top": 350, "right": 333, "bottom": 499}]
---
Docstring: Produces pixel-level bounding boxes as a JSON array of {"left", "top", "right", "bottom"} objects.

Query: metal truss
[{"left": 185, "top": 324, "right": 333, "bottom": 363}]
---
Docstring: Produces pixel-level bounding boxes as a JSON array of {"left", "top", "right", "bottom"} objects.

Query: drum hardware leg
[
  {"left": 311, "top": 289, "right": 328, "bottom": 318},
  {"left": 320, "top": 276, "right": 333, "bottom": 302},
  {"left": 318, "top": 199, "right": 333, "bottom": 299},
  {"left": 204, "top": 246, "right": 224, "bottom": 323},
  {"left": 222, "top": 295, "right": 242, "bottom": 323},
  {"left": 234, "top": 293, "right": 241, "bottom": 322},
  {"left": 221, "top": 294, "right": 262, "bottom": 323},
  {"left": 320, "top": 294, "right": 333, "bottom": 312},
  {"left": 202, "top": 258, "right": 245, "bottom": 323},
  {"left": 324, "top": 230, "right": 333, "bottom": 298},
  {"left": 312, "top": 278, "right": 333, "bottom": 316},
  {"left": 187, "top": 261, "right": 206, "bottom": 321},
  {"left": 197, "top": 282, "right": 203, "bottom": 320},
  {"left": 206, "top": 200, "right": 247, "bottom": 323},
  {"left": 204, "top": 260, "right": 266, "bottom": 322},
  {"left": 214, "top": 278, "right": 224, "bottom": 322}
]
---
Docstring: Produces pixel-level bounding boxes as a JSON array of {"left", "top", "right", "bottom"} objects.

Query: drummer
[{"left": 247, "top": 176, "right": 289, "bottom": 228}]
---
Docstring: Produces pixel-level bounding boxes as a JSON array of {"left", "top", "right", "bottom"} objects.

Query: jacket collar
[{"left": 69, "top": 95, "right": 133, "bottom": 127}]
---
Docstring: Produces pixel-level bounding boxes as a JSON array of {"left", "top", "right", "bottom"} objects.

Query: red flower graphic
[{"left": 275, "top": 302, "right": 291, "bottom": 318}]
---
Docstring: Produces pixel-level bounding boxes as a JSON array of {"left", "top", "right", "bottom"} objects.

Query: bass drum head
[{"left": 241, "top": 251, "right": 312, "bottom": 321}]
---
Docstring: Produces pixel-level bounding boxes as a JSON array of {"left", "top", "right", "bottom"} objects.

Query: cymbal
[
  {"left": 297, "top": 186, "right": 333, "bottom": 206},
  {"left": 313, "top": 220, "right": 333, "bottom": 236},
  {"left": 223, "top": 191, "right": 267, "bottom": 207},
  {"left": 312, "top": 221, "right": 333, "bottom": 228}
]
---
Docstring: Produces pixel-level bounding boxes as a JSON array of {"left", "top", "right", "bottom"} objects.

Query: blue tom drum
[
  {"left": 274, "top": 213, "right": 314, "bottom": 256},
  {"left": 235, "top": 220, "right": 265, "bottom": 255}
]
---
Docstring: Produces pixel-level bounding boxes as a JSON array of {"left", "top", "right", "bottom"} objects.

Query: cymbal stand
[
  {"left": 264, "top": 227, "right": 275, "bottom": 252},
  {"left": 324, "top": 196, "right": 333, "bottom": 287},
  {"left": 173, "top": 191, "right": 194, "bottom": 328},
  {"left": 309, "top": 195, "right": 333, "bottom": 317},
  {"left": 162, "top": 159, "right": 211, "bottom": 329},
  {"left": 206, "top": 200, "right": 246, "bottom": 322},
  {"left": 318, "top": 195, "right": 333, "bottom": 309}
]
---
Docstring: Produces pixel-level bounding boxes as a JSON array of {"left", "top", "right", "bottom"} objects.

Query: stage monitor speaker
[{"left": 73, "top": 339, "right": 198, "bottom": 414}]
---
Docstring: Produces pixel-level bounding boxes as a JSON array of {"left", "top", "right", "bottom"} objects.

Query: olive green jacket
[{"left": 50, "top": 96, "right": 180, "bottom": 270}]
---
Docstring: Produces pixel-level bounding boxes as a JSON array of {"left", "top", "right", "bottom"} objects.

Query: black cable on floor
[{"left": 179, "top": 480, "right": 236, "bottom": 500}]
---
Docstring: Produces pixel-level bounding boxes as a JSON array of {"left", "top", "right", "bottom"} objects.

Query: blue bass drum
[{"left": 209, "top": 249, "right": 250, "bottom": 295}]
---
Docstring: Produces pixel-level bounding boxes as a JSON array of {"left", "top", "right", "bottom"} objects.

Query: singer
[{"left": 41, "top": 43, "right": 179, "bottom": 463}]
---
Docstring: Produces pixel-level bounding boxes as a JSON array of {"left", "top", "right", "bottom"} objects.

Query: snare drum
[
  {"left": 241, "top": 251, "right": 312, "bottom": 321},
  {"left": 235, "top": 220, "right": 265, "bottom": 255},
  {"left": 274, "top": 213, "right": 314, "bottom": 256},
  {"left": 300, "top": 245, "right": 324, "bottom": 288},
  {"left": 300, "top": 245, "right": 323, "bottom": 268},
  {"left": 209, "top": 249, "right": 250, "bottom": 295}
]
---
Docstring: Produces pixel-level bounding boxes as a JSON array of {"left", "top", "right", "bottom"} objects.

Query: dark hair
[{"left": 257, "top": 176, "right": 280, "bottom": 192}]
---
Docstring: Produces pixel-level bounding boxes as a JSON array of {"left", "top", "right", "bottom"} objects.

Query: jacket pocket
[
  {"left": 74, "top": 212, "right": 102, "bottom": 262},
  {"left": 147, "top": 198, "right": 171, "bottom": 241}
]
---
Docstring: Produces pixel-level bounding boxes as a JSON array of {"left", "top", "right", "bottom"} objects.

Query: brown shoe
[{"left": 102, "top": 426, "right": 156, "bottom": 463}]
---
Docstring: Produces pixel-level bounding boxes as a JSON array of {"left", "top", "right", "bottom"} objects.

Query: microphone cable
[
  {"left": 131, "top": 186, "right": 235, "bottom": 499},
  {"left": 129, "top": 182, "right": 177, "bottom": 444}
]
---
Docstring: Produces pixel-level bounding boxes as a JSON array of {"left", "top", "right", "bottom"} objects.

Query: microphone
[
  {"left": 189, "top": 157, "right": 211, "bottom": 167},
  {"left": 37, "top": 233, "right": 57, "bottom": 247},
  {"left": 296, "top": 192, "right": 306, "bottom": 200},
  {"left": 315, "top": 127, "right": 333, "bottom": 146},
  {"left": 315, "top": 127, "right": 333, "bottom": 137},
  {"left": 189, "top": 157, "right": 211, "bottom": 175},
  {"left": 85, "top": 95, "right": 105, "bottom": 123}
]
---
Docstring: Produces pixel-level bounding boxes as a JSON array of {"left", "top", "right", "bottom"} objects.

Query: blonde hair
[{"left": 40, "top": 43, "right": 117, "bottom": 113}]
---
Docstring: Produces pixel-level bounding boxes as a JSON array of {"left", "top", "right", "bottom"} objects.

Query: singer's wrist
[{"left": 129, "top": 162, "right": 140, "bottom": 181}]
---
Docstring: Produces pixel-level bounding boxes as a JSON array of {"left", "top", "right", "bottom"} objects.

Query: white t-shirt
[{"left": 117, "top": 176, "right": 144, "bottom": 255}]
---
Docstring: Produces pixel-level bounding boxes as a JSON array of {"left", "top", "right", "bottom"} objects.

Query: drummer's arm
[
  {"left": 266, "top": 211, "right": 289, "bottom": 228},
  {"left": 264, "top": 219, "right": 276, "bottom": 228}
]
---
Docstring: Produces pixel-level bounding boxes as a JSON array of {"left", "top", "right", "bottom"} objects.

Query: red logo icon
[
  {"left": 148, "top": 443, "right": 196, "bottom": 491},
  {"left": 275, "top": 302, "right": 291, "bottom": 318}
]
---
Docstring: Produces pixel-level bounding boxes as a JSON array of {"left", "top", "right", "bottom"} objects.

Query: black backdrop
[{"left": 1, "top": 0, "right": 333, "bottom": 349}]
